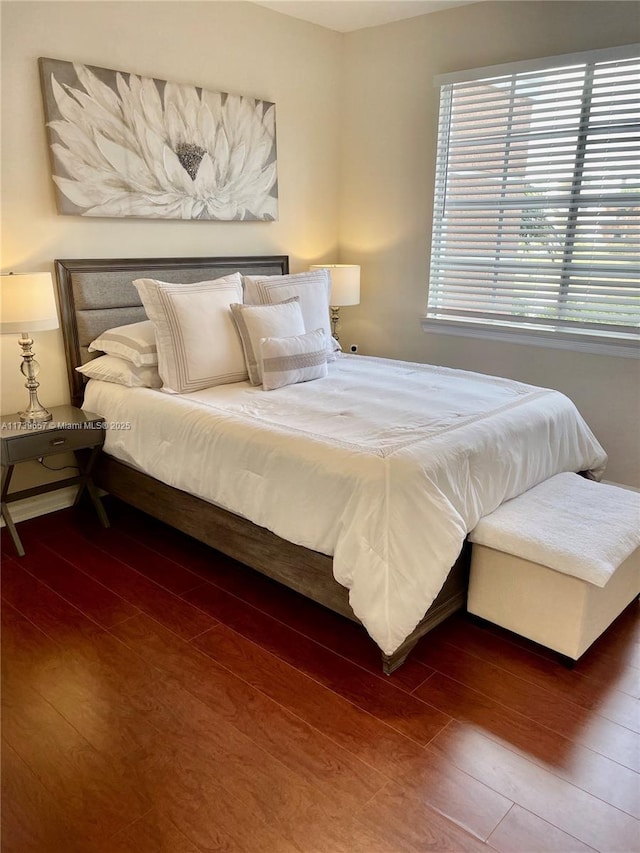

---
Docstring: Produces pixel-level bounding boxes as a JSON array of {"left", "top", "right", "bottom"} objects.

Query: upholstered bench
[{"left": 467, "top": 473, "right": 640, "bottom": 660}]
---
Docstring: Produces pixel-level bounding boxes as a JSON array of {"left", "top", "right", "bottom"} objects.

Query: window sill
[{"left": 420, "top": 318, "right": 639, "bottom": 359}]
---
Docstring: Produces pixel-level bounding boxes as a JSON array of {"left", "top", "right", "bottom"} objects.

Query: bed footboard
[
  {"left": 95, "top": 453, "right": 469, "bottom": 670},
  {"left": 382, "top": 547, "right": 469, "bottom": 674}
]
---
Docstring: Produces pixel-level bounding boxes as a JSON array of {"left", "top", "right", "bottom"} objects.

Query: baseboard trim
[{"left": 0, "top": 487, "right": 77, "bottom": 526}]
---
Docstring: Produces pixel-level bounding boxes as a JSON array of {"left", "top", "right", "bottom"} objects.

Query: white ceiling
[{"left": 251, "top": 0, "right": 480, "bottom": 33}]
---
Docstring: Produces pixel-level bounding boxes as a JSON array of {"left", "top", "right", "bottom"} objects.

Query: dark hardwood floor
[{"left": 2, "top": 500, "right": 638, "bottom": 852}]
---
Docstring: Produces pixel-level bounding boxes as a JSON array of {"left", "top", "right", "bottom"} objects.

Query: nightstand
[{"left": 1, "top": 404, "right": 110, "bottom": 556}]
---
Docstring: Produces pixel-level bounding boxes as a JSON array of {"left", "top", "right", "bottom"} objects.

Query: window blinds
[{"left": 427, "top": 46, "right": 640, "bottom": 343}]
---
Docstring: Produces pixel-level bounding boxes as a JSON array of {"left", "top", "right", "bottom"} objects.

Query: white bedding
[{"left": 84, "top": 355, "right": 607, "bottom": 655}]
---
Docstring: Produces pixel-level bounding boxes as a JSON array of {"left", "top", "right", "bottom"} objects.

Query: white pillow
[
  {"left": 243, "top": 270, "right": 338, "bottom": 360},
  {"left": 260, "top": 328, "right": 328, "bottom": 391},
  {"left": 133, "top": 274, "right": 247, "bottom": 394},
  {"left": 88, "top": 320, "right": 158, "bottom": 367},
  {"left": 76, "top": 355, "right": 162, "bottom": 388},
  {"left": 230, "top": 299, "right": 305, "bottom": 385}
]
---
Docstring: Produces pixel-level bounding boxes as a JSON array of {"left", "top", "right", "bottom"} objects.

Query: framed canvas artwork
[{"left": 38, "top": 58, "right": 278, "bottom": 221}]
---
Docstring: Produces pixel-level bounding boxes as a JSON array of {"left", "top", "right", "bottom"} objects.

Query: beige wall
[{"left": 340, "top": 1, "right": 640, "bottom": 486}]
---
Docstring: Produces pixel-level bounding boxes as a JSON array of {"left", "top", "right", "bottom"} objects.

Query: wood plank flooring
[{"left": 2, "top": 501, "right": 638, "bottom": 852}]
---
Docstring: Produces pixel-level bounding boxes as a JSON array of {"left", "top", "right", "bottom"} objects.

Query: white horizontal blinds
[{"left": 428, "top": 49, "right": 640, "bottom": 340}]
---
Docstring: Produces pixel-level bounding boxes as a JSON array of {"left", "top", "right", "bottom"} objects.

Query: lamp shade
[
  {"left": 310, "top": 264, "right": 360, "bottom": 307},
  {"left": 0, "top": 272, "right": 59, "bottom": 334}
]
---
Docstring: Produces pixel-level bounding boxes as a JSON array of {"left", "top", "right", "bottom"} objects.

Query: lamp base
[
  {"left": 17, "top": 333, "right": 53, "bottom": 423},
  {"left": 330, "top": 306, "right": 340, "bottom": 341},
  {"left": 19, "top": 407, "right": 53, "bottom": 423}
]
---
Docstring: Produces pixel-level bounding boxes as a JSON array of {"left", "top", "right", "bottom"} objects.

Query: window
[{"left": 425, "top": 46, "right": 639, "bottom": 355}]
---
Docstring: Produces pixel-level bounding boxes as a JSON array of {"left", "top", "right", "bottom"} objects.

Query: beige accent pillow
[
  {"left": 242, "top": 269, "right": 337, "bottom": 359},
  {"left": 88, "top": 320, "right": 157, "bottom": 367},
  {"left": 230, "top": 299, "right": 305, "bottom": 385},
  {"left": 133, "top": 274, "right": 247, "bottom": 394},
  {"left": 260, "top": 328, "right": 328, "bottom": 391},
  {"left": 76, "top": 354, "right": 162, "bottom": 388}
]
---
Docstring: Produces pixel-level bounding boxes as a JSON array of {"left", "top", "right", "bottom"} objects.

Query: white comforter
[{"left": 84, "top": 355, "right": 607, "bottom": 655}]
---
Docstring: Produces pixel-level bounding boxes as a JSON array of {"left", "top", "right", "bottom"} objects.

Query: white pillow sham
[
  {"left": 76, "top": 354, "right": 162, "bottom": 388},
  {"left": 88, "top": 320, "right": 158, "bottom": 367},
  {"left": 230, "top": 299, "right": 305, "bottom": 385},
  {"left": 133, "top": 273, "right": 247, "bottom": 394},
  {"left": 243, "top": 270, "right": 337, "bottom": 360},
  {"left": 260, "top": 328, "right": 328, "bottom": 391}
]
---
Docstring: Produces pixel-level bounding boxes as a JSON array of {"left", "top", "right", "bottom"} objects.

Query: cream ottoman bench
[{"left": 467, "top": 473, "right": 640, "bottom": 660}]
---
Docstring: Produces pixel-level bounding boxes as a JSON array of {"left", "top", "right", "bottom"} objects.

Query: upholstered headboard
[{"left": 55, "top": 255, "right": 289, "bottom": 407}]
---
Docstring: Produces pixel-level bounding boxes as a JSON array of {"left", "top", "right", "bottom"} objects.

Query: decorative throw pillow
[
  {"left": 260, "top": 328, "right": 328, "bottom": 391},
  {"left": 242, "top": 270, "right": 338, "bottom": 360},
  {"left": 133, "top": 273, "right": 247, "bottom": 394},
  {"left": 230, "top": 299, "right": 305, "bottom": 385},
  {"left": 88, "top": 320, "right": 158, "bottom": 367},
  {"left": 76, "top": 354, "right": 162, "bottom": 388}
]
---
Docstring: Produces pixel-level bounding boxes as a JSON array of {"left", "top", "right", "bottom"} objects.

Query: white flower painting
[{"left": 39, "top": 58, "right": 278, "bottom": 220}]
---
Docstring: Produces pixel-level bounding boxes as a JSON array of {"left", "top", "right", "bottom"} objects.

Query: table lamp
[
  {"left": 1, "top": 272, "right": 59, "bottom": 422},
  {"left": 310, "top": 264, "right": 360, "bottom": 341}
]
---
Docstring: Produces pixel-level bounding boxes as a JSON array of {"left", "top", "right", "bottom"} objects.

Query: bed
[{"left": 55, "top": 255, "right": 608, "bottom": 672}]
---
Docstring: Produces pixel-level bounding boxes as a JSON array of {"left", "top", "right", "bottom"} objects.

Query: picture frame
[{"left": 39, "top": 58, "right": 278, "bottom": 221}]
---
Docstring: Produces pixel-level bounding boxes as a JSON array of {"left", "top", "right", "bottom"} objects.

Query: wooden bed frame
[{"left": 55, "top": 255, "right": 469, "bottom": 674}]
